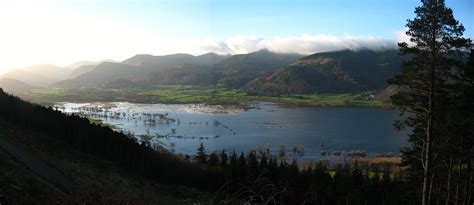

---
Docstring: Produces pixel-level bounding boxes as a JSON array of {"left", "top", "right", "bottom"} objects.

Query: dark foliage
[
  {"left": 0, "top": 89, "right": 223, "bottom": 190},
  {"left": 0, "top": 89, "right": 417, "bottom": 203},
  {"left": 196, "top": 149, "right": 413, "bottom": 205}
]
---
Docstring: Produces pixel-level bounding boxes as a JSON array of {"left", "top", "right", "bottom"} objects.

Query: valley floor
[{"left": 15, "top": 85, "right": 391, "bottom": 108}]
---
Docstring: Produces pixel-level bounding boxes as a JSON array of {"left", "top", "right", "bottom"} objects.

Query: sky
[{"left": 0, "top": 0, "right": 472, "bottom": 74}]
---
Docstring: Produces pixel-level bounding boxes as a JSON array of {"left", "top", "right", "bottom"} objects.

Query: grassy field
[
  {"left": 17, "top": 85, "right": 391, "bottom": 108},
  {"left": 29, "top": 87, "right": 64, "bottom": 95}
]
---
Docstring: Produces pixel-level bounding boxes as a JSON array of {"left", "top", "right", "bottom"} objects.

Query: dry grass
[{"left": 353, "top": 156, "right": 402, "bottom": 165}]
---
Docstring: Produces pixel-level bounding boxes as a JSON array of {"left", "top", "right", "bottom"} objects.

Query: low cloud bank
[{"left": 200, "top": 33, "right": 409, "bottom": 55}]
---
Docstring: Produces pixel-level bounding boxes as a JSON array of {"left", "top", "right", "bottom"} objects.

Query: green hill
[
  {"left": 246, "top": 49, "right": 403, "bottom": 95},
  {"left": 213, "top": 49, "right": 303, "bottom": 88}
]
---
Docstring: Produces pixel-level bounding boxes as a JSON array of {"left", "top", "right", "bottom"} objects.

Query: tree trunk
[
  {"left": 423, "top": 29, "right": 438, "bottom": 205},
  {"left": 454, "top": 151, "right": 462, "bottom": 205},
  {"left": 422, "top": 83, "right": 434, "bottom": 205},
  {"left": 435, "top": 184, "right": 442, "bottom": 205},
  {"left": 466, "top": 159, "right": 472, "bottom": 205},
  {"left": 446, "top": 154, "right": 453, "bottom": 205}
]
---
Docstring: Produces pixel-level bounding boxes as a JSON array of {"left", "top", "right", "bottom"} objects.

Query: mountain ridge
[
  {"left": 246, "top": 49, "right": 402, "bottom": 94},
  {"left": 4, "top": 49, "right": 404, "bottom": 95}
]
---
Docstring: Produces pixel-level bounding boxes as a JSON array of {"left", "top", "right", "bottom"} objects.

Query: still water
[{"left": 56, "top": 102, "right": 409, "bottom": 159}]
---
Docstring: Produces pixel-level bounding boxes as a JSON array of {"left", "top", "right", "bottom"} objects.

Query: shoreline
[
  {"left": 14, "top": 85, "right": 394, "bottom": 109},
  {"left": 20, "top": 94, "right": 394, "bottom": 110}
]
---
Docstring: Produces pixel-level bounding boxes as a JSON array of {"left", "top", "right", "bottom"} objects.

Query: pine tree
[
  {"left": 229, "top": 151, "right": 238, "bottom": 183},
  {"left": 259, "top": 153, "right": 268, "bottom": 170},
  {"left": 390, "top": 1, "right": 471, "bottom": 204},
  {"left": 195, "top": 143, "right": 208, "bottom": 165},
  {"left": 208, "top": 152, "right": 219, "bottom": 167},
  {"left": 237, "top": 152, "right": 247, "bottom": 180},
  {"left": 219, "top": 150, "right": 228, "bottom": 168}
]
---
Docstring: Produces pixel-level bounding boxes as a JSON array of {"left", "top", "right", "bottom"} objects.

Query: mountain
[
  {"left": 1, "top": 64, "right": 69, "bottom": 86},
  {"left": 0, "top": 78, "right": 36, "bottom": 93},
  {"left": 136, "top": 64, "right": 217, "bottom": 86},
  {"left": 133, "top": 50, "right": 301, "bottom": 87},
  {"left": 67, "top": 64, "right": 97, "bottom": 78},
  {"left": 53, "top": 50, "right": 400, "bottom": 92},
  {"left": 65, "top": 60, "right": 113, "bottom": 70},
  {"left": 196, "top": 52, "right": 231, "bottom": 65},
  {"left": 57, "top": 53, "right": 230, "bottom": 88},
  {"left": 246, "top": 49, "right": 403, "bottom": 95},
  {"left": 123, "top": 52, "right": 228, "bottom": 68},
  {"left": 213, "top": 49, "right": 303, "bottom": 88},
  {"left": 67, "top": 60, "right": 115, "bottom": 78},
  {"left": 1, "top": 62, "right": 115, "bottom": 86},
  {"left": 122, "top": 53, "right": 193, "bottom": 66},
  {"left": 55, "top": 62, "right": 142, "bottom": 88}
]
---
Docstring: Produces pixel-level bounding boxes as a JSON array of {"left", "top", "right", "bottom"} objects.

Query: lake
[{"left": 55, "top": 102, "right": 409, "bottom": 160}]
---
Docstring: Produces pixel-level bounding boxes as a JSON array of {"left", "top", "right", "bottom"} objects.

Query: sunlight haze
[
  {"left": 0, "top": 0, "right": 473, "bottom": 203},
  {"left": 0, "top": 0, "right": 472, "bottom": 74}
]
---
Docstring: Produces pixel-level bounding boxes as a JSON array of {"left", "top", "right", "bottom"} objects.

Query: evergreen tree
[
  {"left": 247, "top": 151, "right": 259, "bottom": 178},
  {"left": 229, "top": 151, "right": 238, "bottom": 184},
  {"left": 390, "top": 1, "right": 470, "bottom": 204},
  {"left": 237, "top": 152, "right": 247, "bottom": 180},
  {"left": 208, "top": 152, "right": 219, "bottom": 167},
  {"left": 195, "top": 143, "right": 208, "bottom": 165},
  {"left": 259, "top": 153, "right": 268, "bottom": 170},
  {"left": 219, "top": 150, "right": 228, "bottom": 168}
]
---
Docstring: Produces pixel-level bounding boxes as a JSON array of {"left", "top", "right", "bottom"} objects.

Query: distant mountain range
[
  {"left": 1, "top": 64, "right": 68, "bottom": 87},
  {"left": 134, "top": 50, "right": 302, "bottom": 87},
  {"left": 0, "top": 60, "right": 112, "bottom": 91},
  {"left": 53, "top": 50, "right": 302, "bottom": 89},
  {"left": 0, "top": 49, "right": 404, "bottom": 95}
]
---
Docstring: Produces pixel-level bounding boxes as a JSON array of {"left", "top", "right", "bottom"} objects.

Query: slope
[
  {"left": 1, "top": 65, "right": 67, "bottom": 87},
  {"left": 0, "top": 88, "right": 222, "bottom": 203},
  {"left": 0, "top": 78, "right": 36, "bottom": 93},
  {"left": 246, "top": 49, "right": 402, "bottom": 95},
  {"left": 213, "top": 49, "right": 303, "bottom": 88}
]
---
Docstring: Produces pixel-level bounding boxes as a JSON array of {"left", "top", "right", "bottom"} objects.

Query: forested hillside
[
  {"left": 246, "top": 49, "right": 403, "bottom": 95},
  {"left": 0, "top": 88, "right": 418, "bottom": 204}
]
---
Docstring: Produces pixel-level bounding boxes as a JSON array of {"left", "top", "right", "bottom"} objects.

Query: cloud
[
  {"left": 200, "top": 34, "right": 399, "bottom": 55},
  {"left": 394, "top": 29, "right": 415, "bottom": 46}
]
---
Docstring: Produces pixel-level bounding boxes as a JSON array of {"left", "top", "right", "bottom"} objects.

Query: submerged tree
[{"left": 390, "top": 0, "right": 471, "bottom": 204}]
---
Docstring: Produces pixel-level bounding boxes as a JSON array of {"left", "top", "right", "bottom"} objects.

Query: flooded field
[{"left": 55, "top": 102, "right": 409, "bottom": 160}]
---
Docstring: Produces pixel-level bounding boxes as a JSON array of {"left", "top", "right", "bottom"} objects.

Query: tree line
[
  {"left": 190, "top": 143, "right": 414, "bottom": 204},
  {"left": 0, "top": 88, "right": 414, "bottom": 204},
  {"left": 0, "top": 88, "right": 224, "bottom": 190}
]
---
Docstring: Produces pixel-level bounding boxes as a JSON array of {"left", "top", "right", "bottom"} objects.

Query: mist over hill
[
  {"left": 1, "top": 64, "right": 68, "bottom": 86},
  {"left": 0, "top": 78, "right": 36, "bottom": 93},
  {"left": 0, "top": 61, "right": 110, "bottom": 87}
]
